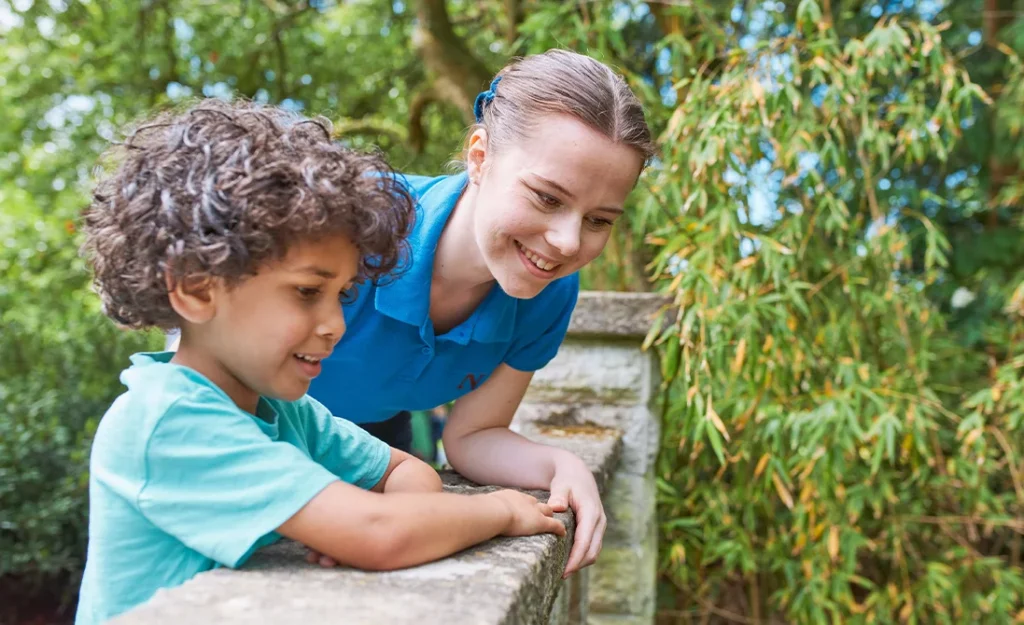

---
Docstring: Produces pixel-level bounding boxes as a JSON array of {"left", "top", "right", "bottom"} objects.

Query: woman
[{"left": 307, "top": 48, "right": 655, "bottom": 578}]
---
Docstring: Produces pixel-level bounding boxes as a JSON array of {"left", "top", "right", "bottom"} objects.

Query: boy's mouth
[{"left": 293, "top": 352, "right": 325, "bottom": 377}]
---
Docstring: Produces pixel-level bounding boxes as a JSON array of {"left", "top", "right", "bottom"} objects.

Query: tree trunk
[
  {"left": 984, "top": 0, "right": 1017, "bottom": 229},
  {"left": 411, "top": 0, "right": 492, "bottom": 126}
]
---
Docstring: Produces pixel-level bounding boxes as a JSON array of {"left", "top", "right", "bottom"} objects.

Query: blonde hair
[{"left": 472, "top": 49, "right": 655, "bottom": 165}]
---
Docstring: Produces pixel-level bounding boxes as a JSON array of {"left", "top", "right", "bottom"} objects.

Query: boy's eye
[
  {"left": 297, "top": 286, "right": 321, "bottom": 299},
  {"left": 339, "top": 284, "right": 359, "bottom": 305}
]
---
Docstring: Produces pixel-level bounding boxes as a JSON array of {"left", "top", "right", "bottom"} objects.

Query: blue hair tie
[{"left": 473, "top": 76, "right": 502, "bottom": 123}]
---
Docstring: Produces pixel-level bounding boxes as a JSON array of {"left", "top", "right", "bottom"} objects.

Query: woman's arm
[{"left": 441, "top": 364, "right": 607, "bottom": 578}]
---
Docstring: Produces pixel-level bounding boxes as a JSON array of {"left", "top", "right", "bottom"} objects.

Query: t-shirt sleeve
[
  {"left": 136, "top": 392, "right": 340, "bottom": 568},
  {"left": 298, "top": 395, "right": 391, "bottom": 490},
  {"left": 503, "top": 274, "right": 580, "bottom": 372}
]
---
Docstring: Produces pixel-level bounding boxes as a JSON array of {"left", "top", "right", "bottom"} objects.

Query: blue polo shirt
[{"left": 307, "top": 172, "right": 579, "bottom": 424}]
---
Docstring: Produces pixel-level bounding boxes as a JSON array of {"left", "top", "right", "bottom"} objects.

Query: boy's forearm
[
  {"left": 281, "top": 483, "right": 513, "bottom": 570},
  {"left": 371, "top": 491, "right": 511, "bottom": 568}
]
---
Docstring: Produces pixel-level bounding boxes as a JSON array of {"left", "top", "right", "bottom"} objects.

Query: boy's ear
[
  {"left": 166, "top": 271, "right": 218, "bottom": 325},
  {"left": 466, "top": 128, "right": 489, "bottom": 185}
]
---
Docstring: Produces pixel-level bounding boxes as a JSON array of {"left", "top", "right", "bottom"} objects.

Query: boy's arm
[
  {"left": 277, "top": 481, "right": 565, "bottom": 570},
  {"left": 370, "top": 448, "right": 443, "bottom": 493}
]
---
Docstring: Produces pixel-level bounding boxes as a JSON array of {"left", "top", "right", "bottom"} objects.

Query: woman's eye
[
  {"left": 536, "top": 191, "right": 560, "bottom": 207},
  {"left": 586, "top": 216, "right": 614, "bottom": 229}
]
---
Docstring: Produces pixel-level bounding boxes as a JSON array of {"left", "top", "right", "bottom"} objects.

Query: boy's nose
[{"left": 320, "top": 303, "right": 347, "bottom": 344}]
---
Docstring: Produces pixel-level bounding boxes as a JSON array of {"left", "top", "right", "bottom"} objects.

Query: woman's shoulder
[
  {"left": 395, "top": 171, "right": 467, "bottom": 203},
  {"left": 394, "top": 172, "right": 441, "bottom": 196}
]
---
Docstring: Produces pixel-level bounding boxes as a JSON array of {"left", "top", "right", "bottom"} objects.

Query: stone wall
[
  {"left": 514, "top": 292, "right": 668, "bottom": 625},
  {"left": 113, "top": 291, "right": 668, "bottom": 625}
]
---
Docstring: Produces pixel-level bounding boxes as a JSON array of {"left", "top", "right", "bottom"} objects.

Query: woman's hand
[{"left": 548, "top": 454, "right": 606, "bottom": 578}]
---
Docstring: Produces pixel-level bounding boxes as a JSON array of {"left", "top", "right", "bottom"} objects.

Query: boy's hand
[
  {"left": 548, "top": 456, "right": 605, "bottom": 578},
  {"left": 486, "top": 490, "right": 567, "bottom": 538}
]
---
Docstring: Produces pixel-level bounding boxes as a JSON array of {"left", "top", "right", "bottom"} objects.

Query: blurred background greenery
[{"left": 1, "top": 0, "right": 1023, "bottom": 623}]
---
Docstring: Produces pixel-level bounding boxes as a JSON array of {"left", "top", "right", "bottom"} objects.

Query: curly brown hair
[{"left": 83, "top": 99, "right": 415, "bottom": 330}]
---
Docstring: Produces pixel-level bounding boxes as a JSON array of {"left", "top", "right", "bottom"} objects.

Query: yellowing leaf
[
  {"left": 828, "top": 526, "right": 840, "bottom": 562},
  {"left": 670, "top": 543, "right": 686, "bottom": 566},
  {"left": 706, "top": 398, "right": 731, "bottom": 442},
  {"left": 750, "top": 77, "right": 765, "bottom": 103},
  {"left": 772, "top": 472, "right": 794, "bottom": 510},
  {"left": 731, "top": 338, "right": 747, "bottom": 374},
  {"left": 762, "top": 335, "right": 775, "bottom": 352},
  {"left": 858, "top": 364, "right": 870, "bottom": 382},
  {"left": 754, "top": 453, "right": 771, "bottom": 478}
]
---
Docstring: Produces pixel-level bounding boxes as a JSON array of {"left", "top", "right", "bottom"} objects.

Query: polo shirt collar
[{"left": 374, "top": 172, "right": 516, "bottom": 343}]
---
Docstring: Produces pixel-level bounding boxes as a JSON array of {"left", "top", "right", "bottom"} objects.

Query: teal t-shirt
[{"left": 75, "top": 352, "right": 391, "bottom": 625}]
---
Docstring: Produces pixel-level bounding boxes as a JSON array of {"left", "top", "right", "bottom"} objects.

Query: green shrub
[{"left": 0, "top": 184, "right": 158, "bottom": 612}]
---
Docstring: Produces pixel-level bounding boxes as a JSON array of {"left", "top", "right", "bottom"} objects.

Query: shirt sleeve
[
  {"left": 297, "top": 395, "right": 392, "bottom": 490},
  {"left": 136, "top": 391, "right": 340, "bottom": 568},
  {"left": 503, "top": 274, "right": 580, "bottom": 372}
]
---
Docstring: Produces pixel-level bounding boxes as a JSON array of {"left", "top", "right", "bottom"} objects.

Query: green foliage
[
  {"left": 2, "top": 0, "right": 1023, "bottom": 622},
  {"left": 0, "top": 184, "right": 159, "bottom": 603},
  {"left": 522, "top": 1, "right": 1024, "bottom": 622}
]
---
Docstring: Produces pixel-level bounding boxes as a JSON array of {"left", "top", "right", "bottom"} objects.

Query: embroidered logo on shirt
[{"left": 458, "top": 373, "right": 488, "bottom": 391}]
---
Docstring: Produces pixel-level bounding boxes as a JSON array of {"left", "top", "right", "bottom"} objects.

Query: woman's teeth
[{"left": 517, "top": 242, "right": 558, "bottom": 272}]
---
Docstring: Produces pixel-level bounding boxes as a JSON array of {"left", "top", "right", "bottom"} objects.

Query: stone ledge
[
  {"left": 113, "top": 426, "right": 622, "bottom": 625},
  {"left": 566, "top": 292, "right": 671, "bottom": 340}
]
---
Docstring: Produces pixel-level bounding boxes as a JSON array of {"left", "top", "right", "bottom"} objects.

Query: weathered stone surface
[
  {"left": 602, "top": 471, "right": 656, "bottom": 546},
  {"left": 587, "top": 522, "right": 658, "bottom": 618},
  {"left": 113, "top": 428, "right": 622, "bottom": 625},
  {"left": 524, "top": 341, "right": 656, "bottom": 406},
  {"left": 567, "top": 292, "right": 672, "bottom": 339},
  {"left": 548, "top": 580, "right": 571, "bottom": 625},
  {"left": 513, "top": 404, "right": 659, "bottom": 476},
  {"left": 568, "top": 568, "right": 589, "bottom": 625},
  {"left": 587, "top": 615, "right": 656, "bottom": 625}
]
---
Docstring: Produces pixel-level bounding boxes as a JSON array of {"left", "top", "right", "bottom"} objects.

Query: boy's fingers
[
  {"left": 537, "top": 502, "right": 554, "bottom": 516},
  {"left": 306, "top": 550, "right": 319, "bottom": 564},
  {"left": 550, "top": 517, "right": 567, "bottom": 537},
  {"left": 319, "top": 555, "right": 338, "bottom": 568}
]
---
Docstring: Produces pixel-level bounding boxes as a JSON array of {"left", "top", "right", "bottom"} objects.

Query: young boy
[{"left": 75, "top": 100, "right": 565, "bottom": 625}]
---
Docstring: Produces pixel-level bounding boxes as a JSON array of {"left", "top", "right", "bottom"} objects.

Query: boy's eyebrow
[{"left": 292, "top": 265, "right": 337, "bottom": 279}]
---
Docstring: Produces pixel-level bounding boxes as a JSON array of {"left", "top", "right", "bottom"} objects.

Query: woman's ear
[
  {"left": 465, "top": 128, "right": 489, "bottom": 185},
  {"left": 165, "top": 270, "right": 218, "bottom": 325}
]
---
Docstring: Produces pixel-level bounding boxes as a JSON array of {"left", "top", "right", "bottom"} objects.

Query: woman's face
[{"left": 466, "top": 113, "right": 644, "bottom": 299}]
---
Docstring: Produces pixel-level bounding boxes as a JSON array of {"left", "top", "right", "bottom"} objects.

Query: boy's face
[{"left": 172, "top": 234, "right": 359, "bottom": 413}]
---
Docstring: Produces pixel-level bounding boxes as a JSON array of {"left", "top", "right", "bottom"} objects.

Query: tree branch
[
  {"left": 504, "top": 0, "right": 523, "bottom": 47},
  {"left": 408, "top": 84, "right": 440, "bottom": 154},
  {"left": 412, "top": 0, "right": 492, "bottom": 125}
]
